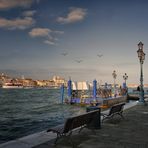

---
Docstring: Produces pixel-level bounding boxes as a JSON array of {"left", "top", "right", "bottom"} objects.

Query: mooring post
[{"left": 60, "top": 84, "right": 64, "bottom": 104}]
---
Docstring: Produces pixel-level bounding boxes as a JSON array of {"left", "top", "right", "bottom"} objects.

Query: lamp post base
[
  {"left": 137, "top": 89, "right": 146, "bottom": 105},
  {"left": 137, "top": 100, "right": 147, "bottom": 105}
]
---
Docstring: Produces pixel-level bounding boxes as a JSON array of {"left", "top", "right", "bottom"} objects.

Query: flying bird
[
  {"left": 61, "top": 52, "right": 68, "bottom": 56},
  {"left": 75, "top": 60, "right": 83, "bottom": 63},
  {"left": 97, "top": 54, "right": 103, "bottom": 58}
]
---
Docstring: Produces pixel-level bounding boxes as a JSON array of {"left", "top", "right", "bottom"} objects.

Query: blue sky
[{"left": 0, "top": 0, "right": 148, "bottom": 84}]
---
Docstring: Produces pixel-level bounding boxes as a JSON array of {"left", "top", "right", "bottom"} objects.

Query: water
[
  {"left": 128, "top": 87, "right": 148, "bottom": 95},
  {"left": 0, "top": 88, "right": 86, "bottom": 144},
  {"left": 1, "top": 87, "right": 148, "bottom": 144}
]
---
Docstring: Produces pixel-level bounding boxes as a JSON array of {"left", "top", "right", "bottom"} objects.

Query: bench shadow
[
  {"left": 102, "top": 116, "right": 125, "bottom": 125},
  {"left": 33, "top": 129, "right": 96, "bottom": 148}
]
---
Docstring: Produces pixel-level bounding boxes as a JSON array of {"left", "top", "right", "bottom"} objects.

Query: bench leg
[
  {"left": 65, "top": 132, "right": 75, "bottom": 148},
  {"left": 54, "top": 133, "right": 68, "bottom": 144},
  {"left": 102, "top": 112, "right": 125, "bottom": 123},
  {"left": 54, "top": 133, "right": 61, "bottom": 144},
  {"left": 118, "top": 112, "right": 124, "bottom": 119},
  {"left": 80, "top": 125, "right": 97, "bottom": 135},
  {"left": 102, "top": 116, "right": 113, "bottom": 123},
  {"left": 102, "top": 117, "right": 106, "bottom": 123},
  {"left": 68, "top": 134, "right": 74, "bottom": 148},
  {"left": 78, "top": 125, "right": 85, "bottom": 133},
  {"left": 54, "top": 132, "right": 75, "bottom": 147}
]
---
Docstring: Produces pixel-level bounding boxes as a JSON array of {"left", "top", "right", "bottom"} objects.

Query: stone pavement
[{"left": 34, "top": 103, "right": 148, "bottom": 148}]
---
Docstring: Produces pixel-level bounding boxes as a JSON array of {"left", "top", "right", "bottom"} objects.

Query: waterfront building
[
  {"left": 21, "top": 78, "right": 37, "bottom": 87},
  {"left": 52, "top": 76, "right": 67, "bottom": 87}
]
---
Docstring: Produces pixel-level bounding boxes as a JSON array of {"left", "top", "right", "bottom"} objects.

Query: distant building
[
  {"left": 128, "top": 84, "right": 139, "bottom": 88},
  {"left": 52, "top": 76, "right": 67, "bottom": 87},
  {"left": 21, "top": 78, "right": 37, "bottom": 87},
  {"left": 35, "top": 80, "right": 47, "bottom": 87}
]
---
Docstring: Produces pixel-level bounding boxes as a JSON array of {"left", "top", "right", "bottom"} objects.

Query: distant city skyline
[{"left": 0, "top": 0, "right": 148, "bottom": 84}]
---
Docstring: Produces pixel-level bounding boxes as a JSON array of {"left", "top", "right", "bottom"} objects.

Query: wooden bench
[
  {"left": 47, "top": 109, "right": 101, "bottom": 145},
  {"left": 101, "top": 103, "right": 125, "bottom": 122}
]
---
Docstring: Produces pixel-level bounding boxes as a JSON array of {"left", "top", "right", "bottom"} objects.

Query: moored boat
[{"left": 2, "top": 82, "right": 23, "bottom": 89}]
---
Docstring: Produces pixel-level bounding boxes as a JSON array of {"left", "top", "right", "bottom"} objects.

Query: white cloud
[
  {"left": 29, "top": 28, "right": 64, "bottom": 45},
  {"left": 57, "top": 7, "right": 87, "bottom": 24},
  {"left": 0, "top": 17, "right": 35, "bottom": 30},
  {"left": 0, "top": 1, "right": 37, "bottom": 30},
  {"left": 44, "top": 40, "right": 55, "bottom": 45},
  {"left": 29, "top": 28, "right": 51, "bottom": 37},
  {"left": 22, "top": 10, "right": 36, "bottom": 17},
  {"left": 0, "top": 0, "right": 35, "bottom": 9}
]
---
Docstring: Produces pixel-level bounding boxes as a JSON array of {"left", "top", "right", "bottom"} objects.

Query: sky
[{"left": 0, "top": 0, "right": 148, "bottom": 84}]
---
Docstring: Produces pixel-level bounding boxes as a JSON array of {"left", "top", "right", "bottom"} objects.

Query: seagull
[
  {"left": 97, "top": 54, "right": 103, "bottom": 58},
  {"left": 61, "top": 52, "right": 68, "bottom": 56},
  {"left": 75, "top": 60, "right": 83, "bottom": 63}
]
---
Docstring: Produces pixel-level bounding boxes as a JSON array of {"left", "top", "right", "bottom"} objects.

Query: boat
[
  {"left": 127, "top": 94, "right": 139, "bottom": 100},
  {"left": 2, "top": 82, "right": 23, "bottom": 89}
]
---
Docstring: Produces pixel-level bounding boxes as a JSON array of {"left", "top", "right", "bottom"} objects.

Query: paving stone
[
  {"left": 1, "top": 102, "right": 148, "bottom": 148},
  {"left": 35, "top": 104, "right": 148, "bottom": 148}
]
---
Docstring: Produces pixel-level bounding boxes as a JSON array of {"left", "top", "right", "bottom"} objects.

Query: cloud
[
  {"left": 29, "top": 28, "right": 64, "bottom": 45},
  {"left": 57, "top": 7, "right": 87, "bottom": 24},
  {"left": 29, "top": 28, "right": 51, "bottom": 37},
  {"left": 44, "top": 40, "right": 55, "bottom": 45},
  {"left": 22, "top": 10, "right": 36, "bottom": 17},
  {"left": 0, "top": 16, "right": 35, "bottom": 30},
  {"left": 0, "top": 0, "right": 35, "bottom": 9}
]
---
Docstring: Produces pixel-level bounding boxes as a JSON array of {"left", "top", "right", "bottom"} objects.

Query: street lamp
[
  {"left": 123, "top": 73, "right": 128, "bottom": 87},
  {"left": 112, "top": 70, "right": 117, "bottom": 97},
  {"left": 137, "top": 41, "right": 146, "bottom": 104}
]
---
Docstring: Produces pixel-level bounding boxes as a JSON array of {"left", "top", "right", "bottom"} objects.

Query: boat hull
[{"left": 2, "top": 86, "right": 23, "bottom": 89}]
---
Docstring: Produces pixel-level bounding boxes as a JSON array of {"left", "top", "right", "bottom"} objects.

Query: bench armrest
[{"left": 47, "top": 124, "right": 64, "bottom": 134}]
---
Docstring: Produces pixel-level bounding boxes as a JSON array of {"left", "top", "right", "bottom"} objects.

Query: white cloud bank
[
  {"left": 0, "top": 0, "right": 35, "bottom": 9},
  {"left": 29, "top": 28, "right": 64, "bottom": 45},
  {"left": 57, "top": 7, "right": 87, "bottom": 24},
  {"left": 0, "top": 0, "right": 37, "bottom": 30},
  {"left": 0, "top": 17, "right": 35, "bottom": 30},
  {"left": 29, "top": 28, "right": 52, "bottom": 37}
]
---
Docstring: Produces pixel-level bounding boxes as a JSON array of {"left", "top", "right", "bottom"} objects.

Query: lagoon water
[
  {"left": 1, "top": 87, "right": 148, "bottom": 144},
  {"left": 0, "top": 88, "right": 86, "bottom": 144}
]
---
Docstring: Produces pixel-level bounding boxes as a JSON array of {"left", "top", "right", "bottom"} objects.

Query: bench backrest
[
  {"left": 108, "top": 103, "right": 125, "bottom": 116},
  {"left": 63, "top": 110, "right": 100, "bottom": 133}
]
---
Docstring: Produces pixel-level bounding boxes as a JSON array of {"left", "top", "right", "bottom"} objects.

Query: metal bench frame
[
  {"left": 47, "top": 109, "right": 100, "bottom": 145},
  {"left": 101, "top": 103, "right": 125, "bottom": 122}
]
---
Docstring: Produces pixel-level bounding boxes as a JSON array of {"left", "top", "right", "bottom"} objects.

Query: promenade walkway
[
  {"left": 0, "top": 101, "right": 148, "bottom": 148},
  {"left": 35, "top": 103, "right": 148, "bottom": 148}
]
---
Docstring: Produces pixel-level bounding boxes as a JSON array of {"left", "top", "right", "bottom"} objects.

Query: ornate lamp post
[
  {"left": 112, "top": 70, "right": 117, "bottom": 97},
  {"left": 137, "top": 41, "right": 146, "bottom": 103},
  {"left": 123, "top": 73, "right": 128, "bottom": 87}
]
